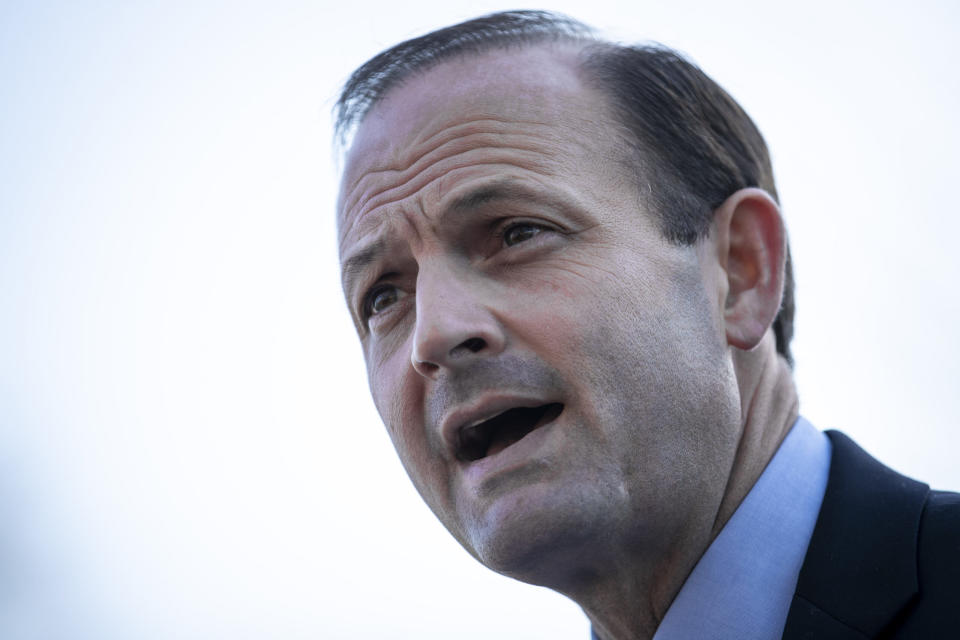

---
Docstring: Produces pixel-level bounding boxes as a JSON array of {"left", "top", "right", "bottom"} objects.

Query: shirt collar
[
  {"left": 591, "top": 417, "right": 832, "bottom": 640},
  {"left": 650, "top": 417, "right": 832, "bottom": 640}
]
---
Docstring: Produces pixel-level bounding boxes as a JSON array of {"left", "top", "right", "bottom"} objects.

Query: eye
[
  {"left": 363, "top": 284, "right": 401, "bottom": 319},
  {"left": 502, "top": 222, "right": 545, "bottom": 247}
]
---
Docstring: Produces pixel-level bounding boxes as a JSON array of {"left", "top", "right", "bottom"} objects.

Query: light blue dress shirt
[{"left": 592, "top": 417, "right": 832, "bottom": 639}]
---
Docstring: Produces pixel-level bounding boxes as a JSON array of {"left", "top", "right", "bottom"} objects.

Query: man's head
[
  {"left": 336, "top": 10, "right": 793, "bottom": 363},
  {"left": 335, "top": 10, "right": 791, "bottom": 605}
]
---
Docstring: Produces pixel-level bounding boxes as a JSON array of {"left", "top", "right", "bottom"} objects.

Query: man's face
[{"left": 338, "top": 46, "right": 743, "bottom": 585}]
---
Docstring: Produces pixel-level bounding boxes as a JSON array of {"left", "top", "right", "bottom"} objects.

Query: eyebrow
[
  {"left": 448, "top": 180, "right": 542, "bottom": 213},
  {"left": 340, "top": 238, "right": 385, "bottom": 296}
]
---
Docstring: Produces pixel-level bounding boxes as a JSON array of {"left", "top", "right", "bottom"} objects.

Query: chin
[{"left": 463, "top": 479, "right": 618, "bottom": 589}]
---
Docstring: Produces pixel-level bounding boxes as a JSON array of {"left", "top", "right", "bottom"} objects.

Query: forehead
[
  {"left": 336, "top": 45, "right": 622, "bottom": 247},
  {"left": 346, "top": 45, "right": 589, "bottom": 160}
]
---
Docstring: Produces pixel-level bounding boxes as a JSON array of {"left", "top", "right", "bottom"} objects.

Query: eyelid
[
  {"left": 497, "top": 216, "right": 539, "bottom": 231},
  {"left": 360, "top": 282, "right": 393, "bottom": 320},
  {"left": 360, "top": 280, "right": 412, "bottom": 330},
  {"left": 493, "top": 218, "right": 562, "bottom": 246}
]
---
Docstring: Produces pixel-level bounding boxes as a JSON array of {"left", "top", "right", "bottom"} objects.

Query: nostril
[
  {"left": 459, "top": 337, "right": 486, "bottom": 354},
  {"left": 417, "top": 360, "right": 439, "bottom": 374}
]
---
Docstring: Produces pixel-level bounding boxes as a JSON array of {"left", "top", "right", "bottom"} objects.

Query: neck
[
  {"left": 714, "top": 335, "right": 799, "bottom": 536},
  {"left": 571, "top": 334, "right": 799, "bottom": 640}
]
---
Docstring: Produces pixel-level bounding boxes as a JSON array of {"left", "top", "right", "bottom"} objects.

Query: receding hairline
[
  {"left": 336, "top": 42, "right": 637, "bottom": 234},
  {"left": 334, "top": 11, "right": 600, "bottom": 150},
  {"left": 386, "top": 39, "right": 595, "bottom": 102}
]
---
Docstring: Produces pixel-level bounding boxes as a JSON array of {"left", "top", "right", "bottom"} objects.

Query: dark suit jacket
[{"left": 782, "top": 431, "right": 960, "bottom": 639}]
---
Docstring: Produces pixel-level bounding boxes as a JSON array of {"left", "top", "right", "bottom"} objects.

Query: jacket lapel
[{"left": 781, "top": 431, "right": 929, "bottom": 639}]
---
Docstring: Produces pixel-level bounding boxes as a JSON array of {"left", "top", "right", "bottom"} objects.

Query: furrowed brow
[
  {"left": 341, "top": 182, "right": 564, "bottom": 295},
  {"left": 448, "top": 181, "right": 537, "bottom": 214},
  {"left": 341, "top": 239, "right": 385, "bottom": 295},
  {"left": 444, "top": 180, "right": 574, "bottom": 227}
]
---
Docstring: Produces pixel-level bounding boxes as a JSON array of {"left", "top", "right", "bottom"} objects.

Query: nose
[{"left": 411, "top": 268, "right": 506, "bottom": 379}]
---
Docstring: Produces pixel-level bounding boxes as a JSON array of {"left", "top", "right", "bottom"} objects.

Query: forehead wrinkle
[
  {"left": 340, "top": 157, "right": 559, "bottom": 261},
  {"left": 341, "top": 157, "right": 560, "bottom": 263},
  {"left": 339, "top": 116, "right": 557, "bottom": 235},
  {"left": 342, "top": 116, "right": 541, "bottom": 214}
]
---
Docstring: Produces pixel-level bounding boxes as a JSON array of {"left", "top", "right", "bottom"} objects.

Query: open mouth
[{"left": 457, "top": 403, "right": 564, "bottom": 462}]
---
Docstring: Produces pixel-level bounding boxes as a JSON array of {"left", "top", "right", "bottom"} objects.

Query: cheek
[
  {"left": 369, "top": 351, "right": 422, "bottom": 462},
  {"left": 501, "top": 281, "right": 593, "bottom": 375},
  {"left": 368, "top": 348, "right": 455, "bottom": 512},
  {"left": 511, "top": 259, "right": 646, "bottom": 346}
]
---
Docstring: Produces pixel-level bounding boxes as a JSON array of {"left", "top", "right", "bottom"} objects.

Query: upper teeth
[{"left": 463, "top": 409, "right": 509, "bottom": 431}]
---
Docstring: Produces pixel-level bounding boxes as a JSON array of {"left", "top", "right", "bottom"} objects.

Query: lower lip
[{"left": 459, "top": 416, "right": 561, "bottom": 487}]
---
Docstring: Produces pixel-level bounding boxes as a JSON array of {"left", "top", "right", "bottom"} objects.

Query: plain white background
[{"left": 1, "top": 1, "right": 957, "bottom": 638}]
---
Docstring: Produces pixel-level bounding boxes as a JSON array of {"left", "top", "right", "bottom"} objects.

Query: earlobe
[{"left": 713, "top": 188, "right": 786, "bottom": 351}]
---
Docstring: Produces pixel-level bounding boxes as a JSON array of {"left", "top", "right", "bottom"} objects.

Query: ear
[{"left": 711, "top": 188, "right": 786, "bottom": 351}]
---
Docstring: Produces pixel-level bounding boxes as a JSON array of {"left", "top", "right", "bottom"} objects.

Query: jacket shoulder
[
  {"left": 783, "top": 431, "right": 960, "bottom": 639},
  {"left": 891, "top": 489, "right": 960, "bottom": 637}
]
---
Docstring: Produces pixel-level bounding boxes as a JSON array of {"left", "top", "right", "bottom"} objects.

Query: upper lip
[{"left": 440, "top": 393, "right": 555, "bottom": 459}]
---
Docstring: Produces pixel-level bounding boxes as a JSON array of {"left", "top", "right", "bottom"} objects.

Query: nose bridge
[{"left": 411, "top": 258, "right": 504, "bottom": 377}]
